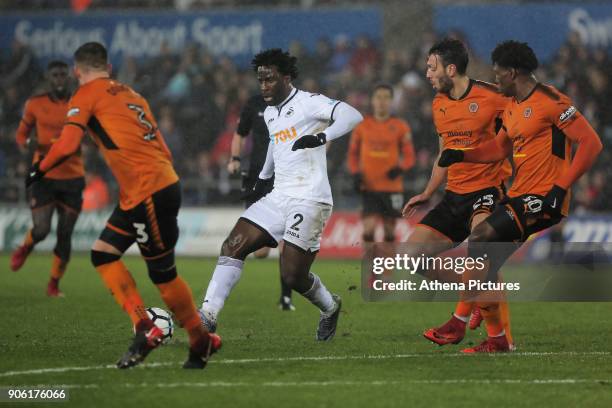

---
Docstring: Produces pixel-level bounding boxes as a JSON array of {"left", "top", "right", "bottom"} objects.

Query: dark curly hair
[
  {"left": 47, "top": 60, "right": 68, "bottom": 71},
  {"left": 491, "top": 40, "right": 539, "bottom": 73},
  {"left": 428, "top": 37, "right": 469, "bottom": 75},
  {"left": 251, "top": 48, "right": 298, "bottom": 79}
]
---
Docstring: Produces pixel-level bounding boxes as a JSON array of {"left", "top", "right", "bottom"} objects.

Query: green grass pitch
[{"left": 1, "top": 253, "right": 612, "bottom": 407}]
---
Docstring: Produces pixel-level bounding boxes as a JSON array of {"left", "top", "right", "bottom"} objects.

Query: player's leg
[
  {"left": 46, "top": 178, "right": 84, "bottom": 296},
  {"left": 461, "top": 201, "right": 526, "bottom": 353},
  {"left": 10, "top": 180, "right": 55, "bottom": 271},
  {"left": 281, "top": 201, "right": 340, "bottom": 340},
  {"left": 200, "top": 218, "right": 276, "bottom": 328},
  {"left": 121, "top": 183, "right": 219, "bottom": 369},
  {"left": 415, "top": 194, "right": 472, "bottom": 345},
  {"left": 281, "top": 243, "right": 341, "bottom": 340},
  {"left": 471, "top": 206, "right": 514, "bottom": 346},
  {"left": 381, "top": 216, "right": 396, "bottom": 243},
  {"left": 89, "top": 211, "right": 164, "bottom": 368},
  {"left": 90, "top": 207, "right": 147, "bottom": 327},
  {"left": 144, "top": 184, "right": 220, "bottom": 366},
  {"left": 465, "top": 195, "right": 563, "bottom": 353},
  {"left": 200, "top": 193, "right": 283, "bottom": 330},
  {"left": 361, "top": 191, "right": 380, "bottom": 247},
  {"left": 457, "top": 210, "right": 492, "bottom": 330},
  {"left": 377, "top": 197, "right": 400, "bottom": 281},
  {"left": 362, "top": 213, "right": 380, "bottom": 285},
  {"left": 276, "top": 241, "right": 295, "bottom": 311}
]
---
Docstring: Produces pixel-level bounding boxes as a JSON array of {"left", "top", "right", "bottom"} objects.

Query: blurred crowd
[{"left": 0, "top": 29, "right": 610, "bottom": 212}]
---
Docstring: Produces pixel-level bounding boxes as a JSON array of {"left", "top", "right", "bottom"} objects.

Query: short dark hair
[
  {"left": 372, "top": 83, "right": 394, "bottom": 97},
  {"left": 74, "top": 42, "right": 108, "bottom": 70},
  {"left": 428, "top": 37, "right": 469, "bottom": 75},
  {"left": 251, "top": 48, "right": 298, "bottom": 79},
  {"left": 47, "top": 60, "right": 68, "bottom": 71},
  {"left": 491, "top": 40, "right": 539, "bottom": 73}
]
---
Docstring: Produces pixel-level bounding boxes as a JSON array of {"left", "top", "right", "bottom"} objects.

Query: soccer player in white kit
[{"left": 199, "top": 49, "right": 363, "bottom": 340}]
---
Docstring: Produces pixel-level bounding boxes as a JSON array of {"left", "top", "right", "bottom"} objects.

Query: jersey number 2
[{"left": 290, "top": 214, "right": 304, "bottom": 231}]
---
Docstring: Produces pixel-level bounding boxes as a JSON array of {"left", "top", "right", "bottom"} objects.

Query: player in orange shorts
[
  {"left": 11, "top": 61, "right": 84, "bottom": 297},
  {"left": 439, "top": 40, "right": 602, "bottom": 352},
  {"left": 26, "top": 42, "right": 220, "bottom": 369}
]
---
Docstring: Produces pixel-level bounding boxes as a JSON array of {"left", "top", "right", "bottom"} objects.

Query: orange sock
[
  {"left": 454, "top": 300, "right": 473, "bottom": 319},
  {"left": 156, "top": 276, "right": 208, "bottom": 346},
  {"left": 478, "top": 301, "right": 505, "bottom": 337},
  {"left": 96, "top": 260, "right": 148, "bottom": 325},
  {"left": 50, "top": 254, "right": 67, "bottom": 281},
  {"left": 500, "top": 300, "right": 513, "bottom": 344},
  {"left": 22, "top": 230, "right": 34, "bottom": 249}
]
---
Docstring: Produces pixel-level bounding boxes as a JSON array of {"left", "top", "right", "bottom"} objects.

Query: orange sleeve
[
  {"left": 347, "top": 124, "right": 362, "bottom": 174},
  {"left": 40, "top": 124, "right": 85, "bottom": 172},
  {"left": 463, "top": 127, "right": 513, "bottom": 163},
  {"left": 555, "top": 116, "right": 603, "bottom": 189},
  {"left": 399, "top": 124, "right": 415, "bottom": 170},
  {"left": 16, "top": 100, "right": 35, "bottom": 147},
  {"left": 64, "top": 86, "right": 95, "bottom": 129}
]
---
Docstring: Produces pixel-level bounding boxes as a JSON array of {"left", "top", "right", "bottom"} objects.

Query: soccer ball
[{"left": 144, "top": 307, "right": 174, "bottom": 344}]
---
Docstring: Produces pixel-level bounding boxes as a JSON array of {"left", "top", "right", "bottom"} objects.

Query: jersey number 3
[{"left": 127, "top": 104, "right": 157, "bottom": 141}]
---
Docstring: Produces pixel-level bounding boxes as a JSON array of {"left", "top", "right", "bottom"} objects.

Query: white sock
[
  {"left": 302, "top": 273, "right": 335, "bottom": 314},
  {"left": 453, "top": 313, "right": 469, "bottom": 323},
  {"left": 201, "top": 256, "right": 244, "bottom": 318}
]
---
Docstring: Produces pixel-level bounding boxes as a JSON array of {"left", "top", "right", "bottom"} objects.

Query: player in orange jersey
[
  {"left": 11, "top": 60, "right": 84, "bottom": 297},
  {"left": 348, "top": 84, "right": 415, "bottom": 248},
  {"left": 439, "top": 40, "right": 602, "bottom": 353},
  {"left": 25, "top": 42, "right": 220, "bottom": 369},
  {"left": 401, "top": 38, "right": 513, "bottom": 348}
]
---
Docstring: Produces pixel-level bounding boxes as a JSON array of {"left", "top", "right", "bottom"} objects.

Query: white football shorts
[{"left": 241, "top": 189, "right": 332, "bottom": 252}]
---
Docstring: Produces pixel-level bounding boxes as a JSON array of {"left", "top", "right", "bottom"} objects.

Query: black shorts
[
  {"left": 99, "top": 182, "right": 181, "bottom": 259},
  {"left": 362, "top": 191, "right": 405, "bottom": 218},
  {"left": 486, "top": 194, "right": 563, "bottom": 242},
  {"left": 419, "top": 186, "right": 503, "bottom": 243},
  {"left": 242, "top": 171, "right": 273, "bottom": 208},
  {"left": 29, "top": 177, "right": 85, "bottom": 212}
]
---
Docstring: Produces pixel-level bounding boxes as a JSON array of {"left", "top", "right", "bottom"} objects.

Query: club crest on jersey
[
  {"left": 559, "top": 105, "right": 577, "bottom": 122},
  {"left": 67, "top": 108, "right": 80, "bottom": 117},
  {"left": 468, "top": 102, "right": 478, "bottom": 113},
  {"left": 285, "top": 107, "right": 294, "bottom": 118},
  {"left": 524, "top": 107, "right": 532, "bottom": 118}
]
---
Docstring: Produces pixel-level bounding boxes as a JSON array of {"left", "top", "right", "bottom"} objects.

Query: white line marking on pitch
[
  {"left": 0, "top": 351, "right": 609, "bottom": 378},
  {"left": 5, "top": 379, "right": 610, "bottom": 389}
]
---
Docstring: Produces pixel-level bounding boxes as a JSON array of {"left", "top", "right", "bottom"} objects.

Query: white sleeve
[
  {"left": 258, "top": 141, "right": 275, "bottom": 179},
  {"left": 304, "top": 93, "right": 340, "bottom": 121},
  {"left": 321, "top": 101, "right": 363, "bottom": 142}
]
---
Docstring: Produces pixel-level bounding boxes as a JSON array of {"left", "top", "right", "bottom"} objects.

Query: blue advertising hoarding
[
  {"left": 0, "top": 8, "right": 381, "bottom": 67},
  {"left": 435, "top": 4, "right": 612, "bottom": 62}
]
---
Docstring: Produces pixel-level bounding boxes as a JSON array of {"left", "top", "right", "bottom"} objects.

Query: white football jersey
[{"left": 264, "top": 88, "right": 341, "bottom": 205}]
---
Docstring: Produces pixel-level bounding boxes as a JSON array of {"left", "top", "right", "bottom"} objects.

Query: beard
[{"left": 437, "top": 75, "right": 454, "bottom": 94}]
